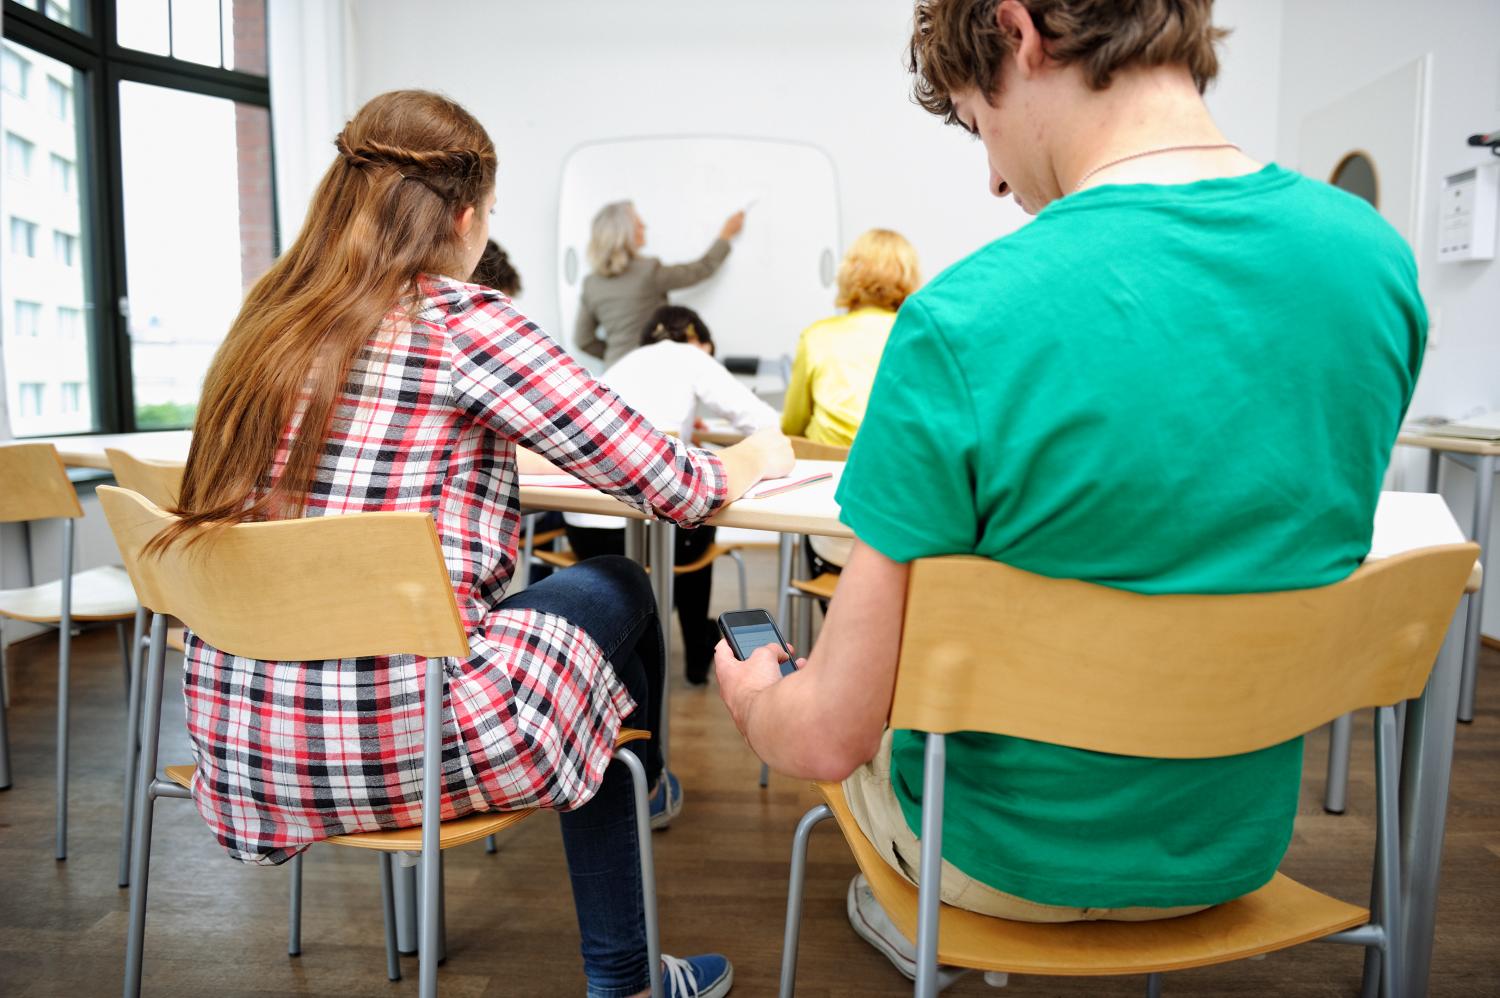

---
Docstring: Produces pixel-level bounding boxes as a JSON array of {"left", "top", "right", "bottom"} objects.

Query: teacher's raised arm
[{"left": 576, "top": 200, "right": 743, "bottom": 365}]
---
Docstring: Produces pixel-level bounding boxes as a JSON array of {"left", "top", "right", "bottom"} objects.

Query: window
[
  {"left": 10, "top": 217, "right": 38, "bottom": 257},
  {"left": 3, "top": 1, "right": 272, "bottom": 435},
  {"left": 5, "top": 132, "right": 34, "bottom": 179},
  {"left": 18, "top": 383, "right": 45, "bottom": 418},
  {"left": 53, "top": 230, "right": 79, "bottom": 266},
  {"left": 46, "top": 75, "right": 72, "bottom": 120},
  {"left": 50, "top": 153, "right": 74, "bottom": 194},
  {"left": 14, "top": 301, "right": 43, "bottom": 337},
  {"left": 57, "top": 306, "right": 83, "bottom": 338},
  {"left": 1, "top": 47, "right": 29, "bottom": 98}
]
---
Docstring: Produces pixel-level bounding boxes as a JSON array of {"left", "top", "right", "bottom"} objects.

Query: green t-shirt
[{"left": 836, "top": 164, "right": 1425, "bottom": 909}]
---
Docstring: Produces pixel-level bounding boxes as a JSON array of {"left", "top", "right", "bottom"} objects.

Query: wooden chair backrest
[
  {"left": 105, "top": 448, "right": 185, "bottom": 509},
  {"left": 97, "top": 486, "right": 469, "bottom": 662},
  {"left": 789, "top": 436, "right": 851, "bottom": 462},
  {"left": 0, "top": 443, "right": 83, "bottom": 522},
  {"left": 890, "top": 545, "right": 1479, "bottom": 759}
]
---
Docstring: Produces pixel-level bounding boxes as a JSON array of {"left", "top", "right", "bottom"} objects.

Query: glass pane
[
  {"left": 119, "top": 81, "right": 274, "bottom": 430},
  {"left": 170, "top": 0, "right": 223, "bottom": 67},
  {"left": 1, "top": 41, "right": 98, "bottom": 435},
  {"left": 116, "top": 0, "right": 172, "bottom": 57},
  {"left": 12, "top": 0, "right": 89, "bottom": 33},
  {"left": 222, "top": 0, "right": 268, "bottom": 75}
]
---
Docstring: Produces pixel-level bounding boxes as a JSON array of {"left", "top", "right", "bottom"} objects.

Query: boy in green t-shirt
[{"left": 714, "top": 0, "right": 1424, "bottom": 982}]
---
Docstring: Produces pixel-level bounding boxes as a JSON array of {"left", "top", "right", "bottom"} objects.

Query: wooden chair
[
  {"left": 104, "top": 449, "right": 186, "bottom": 887},
  {"left": 777, "top": 545, "right": 1480, "bottom": 998},
  {"left": 0, "top": 443, "right": 137, "bottom": 859},
  {"left": 1322, "top": 560, "right": 1484, "bottom": 814},
  {"left": 99, "top": 486, "right": 663, "bottom": 998}
]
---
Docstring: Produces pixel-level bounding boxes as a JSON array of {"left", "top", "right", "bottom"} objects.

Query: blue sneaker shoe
[
  {"left": 662, "top": 953, "right": 733, "bottom": 997},
  {"left": 649, "top": 771, "right": 683, "bottom": 830}
]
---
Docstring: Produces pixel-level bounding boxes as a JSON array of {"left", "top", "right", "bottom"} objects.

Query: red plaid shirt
[{"left": 182, "top": 275, "right": 727, "bottom": 864}]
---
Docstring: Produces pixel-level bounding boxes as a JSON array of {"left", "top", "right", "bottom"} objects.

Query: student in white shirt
[{"left": 567, "top": 305, "right": 780, "bottom": 683}]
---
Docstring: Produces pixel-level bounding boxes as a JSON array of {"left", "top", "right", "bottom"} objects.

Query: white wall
[
  {"left": 340, "top": 0, "right": 1281, "bottom": 343},
  {"left": 1276, "top": 0, "right": 1500, "bottom": 636}
]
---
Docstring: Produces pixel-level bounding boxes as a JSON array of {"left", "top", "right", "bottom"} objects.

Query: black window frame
[{"left": 3, "top": 0, "right": 276, "bottom": 436}]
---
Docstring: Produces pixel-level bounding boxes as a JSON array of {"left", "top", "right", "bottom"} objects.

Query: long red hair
[{"left": 154, "top": 90, "right": 496, "bottom": 550}]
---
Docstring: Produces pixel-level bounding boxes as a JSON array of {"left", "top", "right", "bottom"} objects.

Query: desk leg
[
  {"left": 1398, "top": 593, "right": 1468, "bottom": 997},
  {"left": 1425, "top": 450, "right": 1441, "bottom": 494},
  {"left": 650, "top": 520, "right": 676, "bottom": 769},
  {"left": 625, "top": 519, "right": 647, "bottom": 565},
  {"left": 1457, "top": 455, "right": 1493, "bottom": 723},
  {"left": 776, "top": 534, "right": 793, "bottom": 635}
]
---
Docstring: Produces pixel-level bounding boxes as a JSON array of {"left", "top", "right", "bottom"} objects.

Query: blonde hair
[
  {"left": 836, "top": 229, "right": 921, "bottom": 313},
  {"left": 588, "top": 200, "right": 637, "bottom": 278}
]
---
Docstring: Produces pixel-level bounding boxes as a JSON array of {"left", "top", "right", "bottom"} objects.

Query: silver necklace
[{"left": 1073, "top": 142, "right": 1241, "bottom": 192}]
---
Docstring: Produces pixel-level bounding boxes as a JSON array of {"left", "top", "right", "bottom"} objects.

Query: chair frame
[
  {"left": 103, "top": 487, "right": 663, "bottom": 998},
  {"left": 0, "top": 442, "right": 135, "bottom": 860},
  {"left": 775, "top": 546, "right": 1478, "bottom": 998}
]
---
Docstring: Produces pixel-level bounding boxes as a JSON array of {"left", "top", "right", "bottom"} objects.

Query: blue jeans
[{"left": 498, "top": 556, "right": 664, "bottom": 997}]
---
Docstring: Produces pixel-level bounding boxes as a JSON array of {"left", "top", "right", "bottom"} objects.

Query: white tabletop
[{"left": 31, "top": 433, "right": 1473, "bottom": 575}]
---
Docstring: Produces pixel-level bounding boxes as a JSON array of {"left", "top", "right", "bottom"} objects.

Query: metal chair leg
[
  {"left": 115, "top": 620, "right": 132, "bottom": 695},
  {"left": 119, "top": 606, "right": 147, "bottom": 886},
  {"left": 778, "top": 803, "right": 832, "bottom": 998},
  {"left": 1374, "top": 707, "right": 1402, "bottom": 998},
  {"left": 0, "top": 618, "right": 11, "bottom": 790},
  {"left": 288, "top": 851, "right": 304, "bottom": 956},
  {"left": 379, "top": 853, "right": 402, "bottom": 981},
  {"left": 914, "top": 735, "right": 947, "bottom": 998},
  {"left": 1146, "top": 972, "right": 1163, "bottom": 997},
  {"left": 418, "top": 658, "right": 444, "bottom": 998},
  {"left": 123, "top": 613, "right": 169, "bottom": 998},
  {"left": 484, "top": 833, "right": 497, "bottom": 854},
  {"left": 1325, "top": 712, "right": 1352, "bottom": 814},
  {"left": 617, "top": 749, "right": 663, "bottom": 998},
  {"left": 759, "top": 761, "right": 770, "bottom": 788},
  {"left": 56, "top": 516, "right": 76, "bottom": 861}
]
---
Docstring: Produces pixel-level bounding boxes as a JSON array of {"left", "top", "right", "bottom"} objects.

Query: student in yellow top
[{"left": 781, "top": 229, "right": 921, "bottom": 447}]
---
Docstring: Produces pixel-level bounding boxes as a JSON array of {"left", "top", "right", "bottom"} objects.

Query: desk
[
  {"left": 1397, "top": 432, "right": 1498, "bottom": 722},
  {"left": 31, "top": 431, "right": 193, "bottom": 471},
  {"left": 41, "top": 431, "right": 1473, "bottom": 997}
]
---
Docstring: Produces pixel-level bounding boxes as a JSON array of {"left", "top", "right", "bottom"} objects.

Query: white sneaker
[{"left": 846, "top": 874, "right": 968, "bottom": 989}]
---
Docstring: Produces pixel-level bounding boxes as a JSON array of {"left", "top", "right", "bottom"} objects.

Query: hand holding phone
[{"left": 717, "top": 609, "right": 798, "bottom": 677}]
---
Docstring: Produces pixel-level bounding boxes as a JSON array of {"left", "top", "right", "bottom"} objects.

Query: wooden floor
[{"left": 0, "top": 547, "right": 1497, "bottom": 997}]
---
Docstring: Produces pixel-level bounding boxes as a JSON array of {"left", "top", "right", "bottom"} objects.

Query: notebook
[{"left": 1409, "top": 411, "right": 1500, "bottom": 441}]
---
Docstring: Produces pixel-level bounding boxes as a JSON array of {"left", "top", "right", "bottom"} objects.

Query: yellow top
[{"left": 780, "top": 307, "right": 896, "bottom": 447}]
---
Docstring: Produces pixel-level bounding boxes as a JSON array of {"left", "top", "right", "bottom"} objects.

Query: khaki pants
[{"left": 842, "top": 731, "right": 1210, "bottom": 923}]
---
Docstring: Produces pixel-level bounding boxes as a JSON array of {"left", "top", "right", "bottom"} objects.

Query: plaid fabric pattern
[{"left": 182, "top": 275, "right": 727, "bottom": 864}]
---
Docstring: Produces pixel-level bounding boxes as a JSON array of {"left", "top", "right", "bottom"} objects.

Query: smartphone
[{"left": 717, "top": 609, "right": 798, "bottom": 677}]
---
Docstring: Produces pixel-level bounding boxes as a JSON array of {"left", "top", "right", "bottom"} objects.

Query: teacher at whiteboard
[{"left": 575, "top": 200, "right": 745, "bottom": 365}]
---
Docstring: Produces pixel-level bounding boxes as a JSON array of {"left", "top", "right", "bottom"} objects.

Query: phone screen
[{"left": 718, "top": 610, "right": 798, "bottom": 677}]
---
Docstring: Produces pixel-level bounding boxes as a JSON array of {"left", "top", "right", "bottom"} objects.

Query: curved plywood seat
[
  {"left": 790, "top": 573, "right": 839, "bottom": 601},
  {"left": 162, "top": 731, "right": 650, "bottom": 854},
  {"left": 0, "top": 565, "right": 138, "bottom": 622},
  {"left": 534, "top": 548, "right": 579, "bottom": 570},
  {"left": 816, "top": 781, "right": 1367, "bottom": 976}
]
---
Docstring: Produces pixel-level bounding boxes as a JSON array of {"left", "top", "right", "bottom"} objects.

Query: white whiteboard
[{"left": 557, "top": 136, "right": 841, "bottom": 365}]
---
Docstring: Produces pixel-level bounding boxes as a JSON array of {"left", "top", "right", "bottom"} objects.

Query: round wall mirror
[{"left": 1330, "top": 152, "right": 1379, "bottom": 207}]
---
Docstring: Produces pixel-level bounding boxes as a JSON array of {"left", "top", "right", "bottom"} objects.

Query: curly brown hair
[{"left": 909, "top": 0, "right": 1228, "bottom": 125}]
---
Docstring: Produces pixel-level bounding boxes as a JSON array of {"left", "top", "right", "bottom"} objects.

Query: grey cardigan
[{"left": 574, "top": 238, "right": 731, "bottom": 365}]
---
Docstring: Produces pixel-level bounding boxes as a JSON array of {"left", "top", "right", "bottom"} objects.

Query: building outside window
[
  {"left": 13, "top": 300, "right": 42, "bottom": 337},
  {"left": 3, "top": 1, "right": 274, "bottom": 436},
  {"left": 5, "top": 131, "right": 34, "bottom": 178},
  {"left": 46, "top": 74, "right": 70, "bottom": 119},
  {"left": 18, "top": 382, "right": 44, "bottom": 418},
  {"left": 53, "top": 229, "right": 78, "bottom": 266},
  {"left": 1, "top": 47, "right": 28, "bottom": 97},
  {"left": 49, "top": 152, "right": 73, "bottom": 193},
  {"left": 57, "top": 305, "right": 82, "bottom": 338},
  {"left": 9, "top": 217, "right": 38, "bottom": 257}
]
